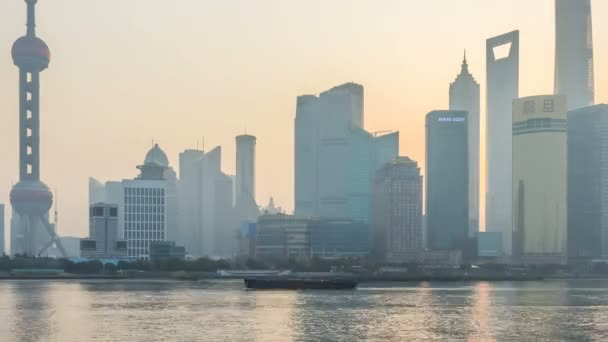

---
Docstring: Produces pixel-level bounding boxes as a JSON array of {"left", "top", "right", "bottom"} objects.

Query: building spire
[
  {"left": 461, "top": 49, "right": 469, "bottom": 73},
  {"left": 26, "top": 0, "right": 37, "bottom": 37}
]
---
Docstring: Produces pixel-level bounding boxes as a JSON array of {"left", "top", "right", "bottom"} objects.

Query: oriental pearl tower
[{"left": 10, "top": 0, "right": 66, "bottom": 257}]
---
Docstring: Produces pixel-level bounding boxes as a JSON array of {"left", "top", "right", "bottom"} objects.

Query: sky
[{"left": 0, "top": 0, "right": 607, "bottom": 240}]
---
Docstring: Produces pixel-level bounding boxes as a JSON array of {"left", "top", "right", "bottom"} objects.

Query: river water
[{"left": 0, "top": 279, "right": 607, "bottom": 341}]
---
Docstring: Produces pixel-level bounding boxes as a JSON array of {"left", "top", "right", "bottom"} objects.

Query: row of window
[
  {"left": 124, "top": 206, "right": 165, "bottom": 214},
  {"left": 124, "top": 222, "right": 165, "bottom": 230},
  {"left": 127, "top": 233, "right": 164, "bottom": 244},
  {"left": 125, "top": 188, "right": 165, "bottom": 197},
  {"left": 124, "top": 213, "right": 165, "bottom": 222},
  {"left": 125, "top": 196, "right": 165, "bottom": 205}
]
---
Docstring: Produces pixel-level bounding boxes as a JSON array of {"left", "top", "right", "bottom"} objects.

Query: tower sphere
[
  {"left": 12, "top": 36, "right": 50, "bottom": 70},
  {"left": 10, "top": 180, "right": 53, "bottom": 216}
]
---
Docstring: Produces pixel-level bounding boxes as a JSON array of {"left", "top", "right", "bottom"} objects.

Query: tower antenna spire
[{"left": 26, "top": 0, "right": 37, "bottom": 37}]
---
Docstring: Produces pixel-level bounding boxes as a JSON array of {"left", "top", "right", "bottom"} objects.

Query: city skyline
[{"left": 1, "top": 0, "right": 608, "bottom": 238}]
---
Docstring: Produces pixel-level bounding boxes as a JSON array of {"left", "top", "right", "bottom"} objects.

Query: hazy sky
[{"left": 1, "top": 0, "right": 607, "bottom": 239}]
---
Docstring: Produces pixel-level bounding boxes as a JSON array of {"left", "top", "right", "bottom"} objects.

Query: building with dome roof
[{"left": 90, "top": 144, "right": 179, "bottom": 260}]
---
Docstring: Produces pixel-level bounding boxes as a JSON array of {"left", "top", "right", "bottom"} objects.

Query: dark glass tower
[
  {"left": 9, "top": 0, "right": 66, "bottom": 257},
  {"left": 568, "top": 104, "right": 608, "bottom": 262},
  {"left": 426, "top": 111, "right": 469, "bottom": 253}
]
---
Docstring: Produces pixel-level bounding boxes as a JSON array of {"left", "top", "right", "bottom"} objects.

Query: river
[{"left": 0, "top": 279, "right": 607, "bottom": 341}]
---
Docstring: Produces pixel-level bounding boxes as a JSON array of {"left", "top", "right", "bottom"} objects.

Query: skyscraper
[
  {"left": 568, "top": 104, "right": 608, "bottom": 262},
  {"left": 425, "top": 111, "right": 469, "bottom": 253},
  {"left": 486, "top": 31, "right": 519, "bottom": 256},
  {"left": 9, "top": 0, "right": 67, "bottom": 257},
  {"left": 294, "top": 83, "right": 398, "bottom": 223},
  {"left": 371, "top": 157, "right": 423, "bottom": 262},
  {"left": 0, "top": 204, "right": 4, "bottom": 255},
  {"left": 178, "top": 147, "right": 235, "bottom": 258},
  {"left": 123, "top": 145, "right": 175, "bottom": 260},
  {"left": 512, "top": 95, "right": 567, "bottom": 264},
  {"left": 235, "top": 135, "right": 260, "bottom": 222},
  {"left": 555, "top": 0, "right": 594, "bottom": 111},
  {"left": 450, "top": 52, "right": 480, "bottom": 237}
]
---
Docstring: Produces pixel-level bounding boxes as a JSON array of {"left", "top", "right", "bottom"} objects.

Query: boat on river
[{"left": 244, "top": 277, "right": 358, "bottom": 290}]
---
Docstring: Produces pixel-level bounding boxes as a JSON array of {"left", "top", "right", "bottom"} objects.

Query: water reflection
[
  {"left": 1, "top": 280, "right": 608, "bottom": 341},
  {"left": 8, "top": 281, "right": 52, "bottom": 342},
  {"left": 469, "top": 282, "right": 495, "bottom": 342}
]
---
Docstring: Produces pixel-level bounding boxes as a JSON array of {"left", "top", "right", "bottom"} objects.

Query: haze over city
[{"left": 1, "top": 0, "right": 607, "bottom": 238}]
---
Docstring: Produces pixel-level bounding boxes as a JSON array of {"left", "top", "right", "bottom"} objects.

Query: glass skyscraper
[
  {"left": 294, "top": 83, "right": 398, "bottom": 223},
  {"left": 568, "top": 104, "right": 608, "bottom": 262},
  {"left": 425, "top": 110, "right": 469, "bottom": 252}
]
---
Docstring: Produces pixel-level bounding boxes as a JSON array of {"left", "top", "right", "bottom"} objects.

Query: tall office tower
[
  {"left": 234, "top": 135, "right": 259, "bottom": 222},
  {"left": 294, "top": 83, "right": 398, "bottom": 223},
  {"left": 486, "top": 31, "right": 519, "bottom": 256},
  {"left": 0, "top": 204, "right": 4, "bottom": 255},
  {"left": 555, "top": 0, "right": 594, "bottom": 111},
  {"left": 371, "top": 157, "right": 423, "bottom": 262},
  {"left": 568, "top": 104, "right": 608, "bottom": 262},
  {"left": 178, "top": 149, "right": 204, "bottom": 256},
  {"left": 512, "top": 96, "right": 567, "bottom": 264},
  {"left": 450, "top": 52, "right": 481, "bottom": 237},
  {"left": 426, "top": 111, "right": 469, "bottom": 253},
  {"left": 178, "top": 147, "right": 235, "bottom": 258},
  {"left": 80, "top": 203, "right": 127, "bottom": 260},
  {"left": 9, "top": 0, "right": 66, "bottom": 257}
]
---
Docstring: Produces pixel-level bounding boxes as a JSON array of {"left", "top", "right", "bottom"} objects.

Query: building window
[
  {"left": 523, "top": 100, "right": 536, "bottom": 115},
  {"left": 543, "top": 99, "right": 555, "bottom": 113}
]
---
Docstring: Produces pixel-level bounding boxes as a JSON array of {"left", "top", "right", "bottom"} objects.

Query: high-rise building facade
[
  {"left": 0, "top": 204, "right": 4, "bottom": 255},
  {"left": 89, "top": 145, "right": 178, "bottom": 260},
  {"left": 235, "top": 135, "right": 260, "bottom": 222},
  {"left": 512, "top": 95, "right": 567, "bottom": 264},
  {"left": 555, "top": 0, "right": 594, "bottom": 111},
  {"left": 9, "top": 0, "right": 67, "bottom": 257},
  {"left": 568, "top": 104, "right": 608, "bottom": 262},
  {"left": 450, "top": 52, "right": 481, "bottom": 237},
  {"left": 426, "top": 111, "right": 469, "bottom": 252},
  {"left": 80, "top": 203, "right": 127, "bottom": 260},
  {"left": 371, "top": 157, "right": 423, "bottom": 262},
  {"left": 486, "top": 31, "right": 519, "bottom": 255},
  {"left": 178, "top": 147, "right": 235, "bottom": 258},
  {"left": 294, "top": 83, "right": 398, "bottom": 223}
]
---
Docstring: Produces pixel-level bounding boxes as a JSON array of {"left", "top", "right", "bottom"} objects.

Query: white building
[
  {"left": 90, "top": 144, "right": 178, "bottom": 260},
  {"left": 178, "top": 146, "right": 235, "bottom": 258}
]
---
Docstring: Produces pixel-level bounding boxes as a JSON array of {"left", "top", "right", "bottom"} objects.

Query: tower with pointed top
[
  {"left": 9, "top": 0, "right": 67, "bottom": 257},
  {"left": 450, "top": 51, "right": 480, "bottom": 238}
]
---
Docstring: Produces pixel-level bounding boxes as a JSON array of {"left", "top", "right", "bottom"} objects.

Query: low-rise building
[
  {"left": 255, "top": 214, "right": 310, "bottom": 259},
  {"left": 149, "top": 241, "right": 186, "bottom": 262},
  {"left": 310, "top": 219, "right": 370, "bottom": 258},
  {"left": 81, "top": 203, "right": 127, "bottom": 260}
]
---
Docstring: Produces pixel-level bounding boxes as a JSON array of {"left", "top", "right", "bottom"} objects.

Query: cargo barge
[{"left": 244, "top": 278, "right": 358, "bottom": 290}]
